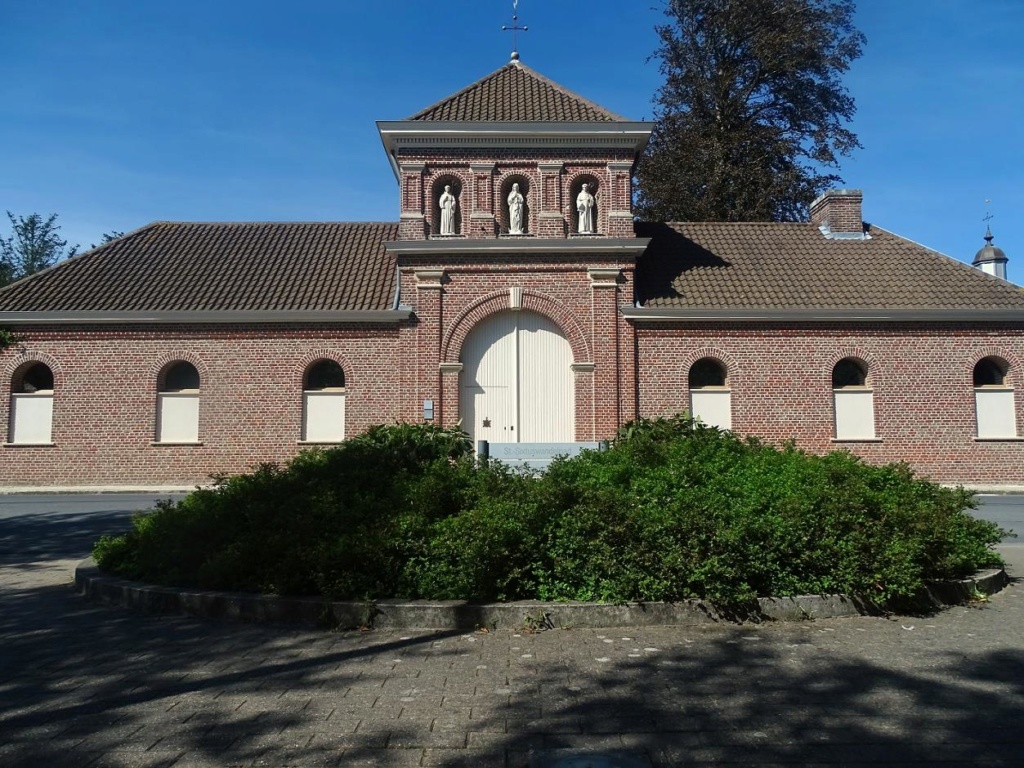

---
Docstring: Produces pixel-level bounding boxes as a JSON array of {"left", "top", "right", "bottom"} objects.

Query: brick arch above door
[{"left": 441, "top": 289, "right": 592, "bottom": 366}]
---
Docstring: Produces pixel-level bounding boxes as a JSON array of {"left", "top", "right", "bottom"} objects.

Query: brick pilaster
[
  {"left": 589, "top": 267, "right": 622, "bottom": 438},
  {"left": 414, "top": 269, "right": 445, "bottom": 421}
]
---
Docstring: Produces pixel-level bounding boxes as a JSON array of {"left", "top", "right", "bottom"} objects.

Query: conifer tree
[{"left": 0, "top": 212, "right": 78, "bottom": 287}]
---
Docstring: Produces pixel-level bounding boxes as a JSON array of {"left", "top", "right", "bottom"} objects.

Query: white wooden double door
[{"left": 460, "top": 310, "right": 574, "bottom": 445}]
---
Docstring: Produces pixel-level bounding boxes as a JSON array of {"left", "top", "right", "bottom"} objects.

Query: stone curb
[{"left": 75, "top": 558, "right": 1010, "bottom": 630}]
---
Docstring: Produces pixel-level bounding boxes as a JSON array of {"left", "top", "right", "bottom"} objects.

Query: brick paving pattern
[{"left": 2, "top": 501, "right": 1023, "bottom": 766}]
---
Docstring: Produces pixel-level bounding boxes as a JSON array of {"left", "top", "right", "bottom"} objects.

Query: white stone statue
[
  {"left": 576, "top": 183, "right": 595, "bottom": 234},
  {"left": 439, "top": 185, "right": 457, "bottom": 235},
  {"left": 507, "top": 183, "right": 524, "bottom": 234}
]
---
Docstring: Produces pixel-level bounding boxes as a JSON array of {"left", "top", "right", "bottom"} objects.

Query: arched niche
[
  {"left": 570, "top": 175, "right": 601, "bottom": 235},
  {"left": 431, "top": 176, "right": 463, "bottom": 236},
  {"left": 500, "top": 175, "right": 531, "bottom": 235}
]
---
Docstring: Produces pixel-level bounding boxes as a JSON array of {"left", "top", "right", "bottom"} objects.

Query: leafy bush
[{"left": 93, "top": 417, "right": 1006, "bottom": 610}]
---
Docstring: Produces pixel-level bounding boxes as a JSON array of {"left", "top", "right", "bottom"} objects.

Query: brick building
[{"left": 2, "top": 59, "right": 1022, "bottom": 487}]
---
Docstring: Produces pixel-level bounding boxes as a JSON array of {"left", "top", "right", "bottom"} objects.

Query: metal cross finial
[
  {"left": 501, "top": 0, "right": 528, "bottom": 61},
  {"left": 983, "top": 200, "right": 995, "bottom": 243}
]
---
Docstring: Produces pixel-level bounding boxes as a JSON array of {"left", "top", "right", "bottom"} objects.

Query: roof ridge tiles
[
  {"left": 405, "top": 60, "right": 630, "bottom": 123},
  {"left": 511, "top": 61, "right": 630, "bottom": 122}
]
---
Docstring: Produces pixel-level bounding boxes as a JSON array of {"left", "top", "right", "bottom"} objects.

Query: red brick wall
[
  {"left": 395, "top": 149, "right": 637, "bottom": 241},
  {"left": 635, "top": 322, "right": 1024, "bottom": 484},
  {"left": 398, "top": 252, "right": 635, "bottom": 443},
  {"left": 4, "top": 317, "right": 1022, "bottom": 487},
  {"left": 0, "top": 324, "right": 403, "bottom": 486}
]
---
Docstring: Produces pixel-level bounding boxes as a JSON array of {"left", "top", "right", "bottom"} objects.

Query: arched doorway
[{"left": 460, "top": 310, "right": 574, "bottom": 444}]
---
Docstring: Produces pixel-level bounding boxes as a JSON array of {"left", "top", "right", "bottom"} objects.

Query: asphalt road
[{"left": 974, "top": 494, "right": 1024, "bottom": 542}]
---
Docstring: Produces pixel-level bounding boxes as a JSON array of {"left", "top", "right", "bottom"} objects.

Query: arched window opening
[
  {"left": 302, "top": 359, "right": 346, "bottom": 443},
  {"left": 832, "top": 358, "right": 867, "bottom": 388},
  {"left": 832, "top": 357, "right": 875, "bottom": 440},
  {"left": 974, "top": 357, "right": 1008, "bottom": 387},
  {"left": 689, "top": 358, "right": 727, "bottom": 388},
  {"left": 8, "top": 362, "right": 55, "bottom": 444},
  {"left": 688, "top": 358, "right": 731, "bottom": 430},
  {"left": 974, "top": 356, "right": 1016, "bottom": 438},
  {"left": 156, "top": 361, "right": 200, "bottom": 443},
  {"left": 18, "top": 363, "right": 54, "bottom": 393},
  {"left": 162, "top": 361, "right": 200, "bottom": 392},
  {"left": 304, "top": 360, "right": 345, "bottom": 390}
]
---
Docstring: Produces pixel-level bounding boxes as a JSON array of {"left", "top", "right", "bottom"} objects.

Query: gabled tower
[
  {"left": 377, "top": 56, "right": 651, "bottom": 240},
  {"left": 378, "top": 58, "right": 653, "bottom": 444}
]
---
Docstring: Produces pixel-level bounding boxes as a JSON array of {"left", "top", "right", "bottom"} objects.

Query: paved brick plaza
[{"left": 1, "top": 506, "right": 1023, "bottom": 767}]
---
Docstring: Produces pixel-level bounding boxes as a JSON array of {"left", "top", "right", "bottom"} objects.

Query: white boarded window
[
  {"left": 689, "top": 358, "right": 732, "bottom": 430},
  {"left": 974, "top": 357, "right": 1016, "bottom": 438},
  {"left": 833, "top": 358, "right": 875, "bottom": 440},
  {"left": 157, "top": 362, "right": 200, "bottom": 443},
  {"left": 303, "top": 360, "right": 345, "bottom": 442},
  {"left": 9, "top": 363, "right": 54, "bottom": 444}
]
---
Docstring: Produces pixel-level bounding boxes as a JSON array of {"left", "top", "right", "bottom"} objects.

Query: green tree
[
  {"left": 0, "top": 212, "right": 78, "bottom": 287},
  {"left": 90, "top": 230, "right": 125, "bottom": 249},
  {"left": 635, "top": 0, "right": 865, "bottom": 223}
]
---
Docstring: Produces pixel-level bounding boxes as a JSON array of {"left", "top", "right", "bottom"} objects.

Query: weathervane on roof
[
  {"left": 983, "top": 199, "right": 994, "bottom": 226},
  {"left": 502, "top": 0, "right": 528, "bottom": 62}
]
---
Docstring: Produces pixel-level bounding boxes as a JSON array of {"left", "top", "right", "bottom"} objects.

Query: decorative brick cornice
[
  {"left": 589, "top": 268, "right": 622, "bottom": 287},
  {"left": 414, "top": 269, "right": 446, "bottom": 289}
]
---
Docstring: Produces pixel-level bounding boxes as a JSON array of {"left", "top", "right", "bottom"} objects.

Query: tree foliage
[
  {"left": 0, "top": 212, "right": 78, "bottom": 287},
  {"left": 635, "top": 0, "right": 865, "bottom": 223},
  {"left": 90, "top": 230, "right": 125, "bottom": 249}
]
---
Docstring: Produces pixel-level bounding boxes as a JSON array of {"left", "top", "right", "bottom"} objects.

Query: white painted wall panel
[
  {"left": 157, "top": 393, "right": 200, "bottom": 443},
  {"left": 834, "top": 389, "right": 875, "bottom": 440},
  {"left": 461, "top": 312, "right": 518, "bottom": 444},
  {"left": 303, "top": 392, "right": 346, "bottom": 442},
  {"left": 690, "top": 389, "right": 732, "bottom": 431},
  {"left": 975, "top": 389, "right": 1017, "bottom": 438},
  {"left": 9, "top": 394, "right": 53, "bottom": 444},
  {"left": 517, "top": 311, "right": 573, "bottom": 442}
]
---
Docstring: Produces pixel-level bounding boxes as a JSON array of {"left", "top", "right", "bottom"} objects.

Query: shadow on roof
[{"left": 634, "top": 222, "right": 731, "bottom": 305}]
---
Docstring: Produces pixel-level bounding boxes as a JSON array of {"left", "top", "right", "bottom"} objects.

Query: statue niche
[
  {"left": 502, "top": 178, "right": 530, "bottom": 235},
  {"left": 433, "top": 179, "right": 462, "bottom": 236},
  {"left": 572, "top": 178, "right": 599, "bottom": 235}
]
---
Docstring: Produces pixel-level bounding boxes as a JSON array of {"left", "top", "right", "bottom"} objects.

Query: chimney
[{"left": 811, "top": 189, "right": 865, "bottom": 239}]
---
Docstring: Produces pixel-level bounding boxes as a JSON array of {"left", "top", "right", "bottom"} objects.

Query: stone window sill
[
  {"left": 974, "top": 437, "right": 1024, "bottom": 442},
  {"left": 831, "top": 438, "right": 883, "bottom": 443},
  {"left": 3, "top": 442, "right": 56, "bottom": 447},
  {"left": 297, "top": 440, "right": 344, "bottom": 446},
  {"left": 151, "top": 441, "right": 203, "bottom": 447}
]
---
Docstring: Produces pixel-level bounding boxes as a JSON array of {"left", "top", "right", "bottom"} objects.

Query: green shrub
[{"left": 92, "top": 417, "right": 1006, "bottom": 610}]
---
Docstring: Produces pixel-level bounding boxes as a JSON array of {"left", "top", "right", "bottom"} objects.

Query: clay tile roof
[
  {"left": 634, "top": 221, "right": 1024, "bottom": 311},
  {"left": 0, "top": 221, "right": 399, "bottom": 313},
  {"left": 407, "top": 60, "right": 629, "bottom": 123}
]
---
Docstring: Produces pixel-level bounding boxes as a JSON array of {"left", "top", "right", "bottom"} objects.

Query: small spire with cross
[
  {"left": 501, "top": 0, "right": 528, "bottom": 63},
  {"left": 983, "top": 199, "right": 995, "bottom": 242}
]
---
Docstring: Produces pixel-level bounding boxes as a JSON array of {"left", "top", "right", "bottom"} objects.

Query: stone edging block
[{"left": 74, "top": 558, "right": 1009, "bottom": 630}]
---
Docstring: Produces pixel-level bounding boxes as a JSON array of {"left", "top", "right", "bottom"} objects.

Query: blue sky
[{"left": 2, "top": 1, "right": 1021, "bottom": 284}]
